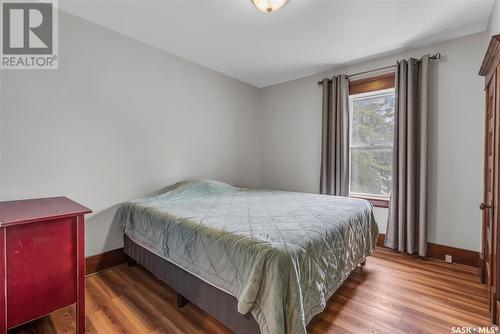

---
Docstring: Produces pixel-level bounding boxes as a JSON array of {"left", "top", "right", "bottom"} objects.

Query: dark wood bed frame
[{"left": 124, "top": 234, "right": 367, "bottom": 333}]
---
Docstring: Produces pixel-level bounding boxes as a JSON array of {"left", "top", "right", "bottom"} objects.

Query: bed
[{"left": 114, "top": 180, "right": 378, "bottom": 334}]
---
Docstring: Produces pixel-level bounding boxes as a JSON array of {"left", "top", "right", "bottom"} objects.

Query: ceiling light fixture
[{"left": 252, "top": 0, "right": 288, "bottom": 14}]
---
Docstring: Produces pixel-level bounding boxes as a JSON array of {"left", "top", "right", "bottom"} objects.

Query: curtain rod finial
[
  {"left": 317, "top": 78, "right": 332, "bottom": 85},
  {"left": 430, "top": 52, "right": 441, "bottom": 61}
]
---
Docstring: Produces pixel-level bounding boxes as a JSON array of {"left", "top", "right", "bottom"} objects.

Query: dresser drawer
[{"left": 6, "top": 217, "right": 77, "bottom": 328}]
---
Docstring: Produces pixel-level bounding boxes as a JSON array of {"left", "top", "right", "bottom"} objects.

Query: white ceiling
[{"left": 60, "top": 0, "right": 494, "bottom": 87}]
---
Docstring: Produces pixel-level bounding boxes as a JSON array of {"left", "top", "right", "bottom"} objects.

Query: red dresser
[{"left": 0, "top": 197, "right": 92, "bottom": 333}]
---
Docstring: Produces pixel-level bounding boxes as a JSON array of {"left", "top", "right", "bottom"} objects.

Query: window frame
[{"left": 348, "top": 79, "right": 395, "bottom": 208}]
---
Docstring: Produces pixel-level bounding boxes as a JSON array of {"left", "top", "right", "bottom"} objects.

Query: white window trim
[{"left": 348, "top": 88, "right": 395, "bottom": 199}]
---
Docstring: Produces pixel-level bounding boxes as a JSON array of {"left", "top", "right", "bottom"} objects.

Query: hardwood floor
[{"left": 10, "top": 248, "right": 492, "bottom": 334}]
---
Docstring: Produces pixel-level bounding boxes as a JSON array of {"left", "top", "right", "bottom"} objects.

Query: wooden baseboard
[
  {"left": 377, "top": 233, "right": 386, "bottom": 248},
  {"left": 426, "top": 242, "right": 481, "bottom": 268},
  {"left": 86, "top": 248, "right": 127, "bottom": 275},
  {"left": 85, "top": 235, "right": 480, "bottom": 276},
  {"left": 497, "top": 301, "right": 500, "bottom": 325},
  {"left": 377, "top": 233, "right": 480, "bottom": 268}
]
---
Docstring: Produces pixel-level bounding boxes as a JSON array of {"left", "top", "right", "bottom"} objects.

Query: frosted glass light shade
[{"left": 252, "top": 0, "right": 288, "bottom": 13}]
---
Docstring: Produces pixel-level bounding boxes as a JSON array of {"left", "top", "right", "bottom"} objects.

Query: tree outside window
[{"left": 349, "top": 89, "right": 395, "bottom": 198}]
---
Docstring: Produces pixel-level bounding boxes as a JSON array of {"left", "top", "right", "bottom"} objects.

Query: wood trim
[
  {"left": 349, "top": 72, "right": 395, "bottom": 95},
  {"left": 480, "top": 35, "right": 500, "bottom": 87},
  {"left": 481, "top": 83, "right": 490, "bottom": 284},
  {"left": 86, "top": 233, "right": 481, "bottom": 275},
  {"left": 497, "top": 301, "right": 500, "bottom": 325},
  {"left": 85, "top": 248, "right": 127, "bottom": 275},
  {"left": 350, "top": 195, "right": 389, "bottom": 208},
  {"left": 480, "top": 35, "right": 500, "bottom": 76},
  {"left": 426, "top": 242, "right": 480, "bottom": 268},
  {"left": 376, "top": 233, "right": 386, "bottom": 248},
  {"left": 377, "top": 233, "right": 480, "bottom": 268}
]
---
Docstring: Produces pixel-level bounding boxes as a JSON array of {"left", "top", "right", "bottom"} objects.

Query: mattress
[{"left": 114, "top": 180, "right": 378, "bottom": 334}]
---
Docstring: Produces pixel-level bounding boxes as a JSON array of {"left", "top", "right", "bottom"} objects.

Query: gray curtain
[
  {"left": 319, "top": 75, "right": 350, "bottom": 196},
  {"left": 384, "top": 56, "right": 429, "bottom": 256}
]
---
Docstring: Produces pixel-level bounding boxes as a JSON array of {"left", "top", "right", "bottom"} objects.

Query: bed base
[{"left": 123, "top": 235, "right": 261, "bottom": 334}]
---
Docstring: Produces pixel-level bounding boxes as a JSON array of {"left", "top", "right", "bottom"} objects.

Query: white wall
[
  {"left": 0, "top": 12, "right": 490, "bottom": 255},
  {"left": 0, "top": 13, "right": 261, "bottom": 256},
  {"left": 259, "top": 33, "right": 486, "bottom": 251},
  {"left": 479, "top": 0, "right": 500, "bottom": 52},
  {"left": 487, "top": 0, "right": 500, "bottom": 40}
]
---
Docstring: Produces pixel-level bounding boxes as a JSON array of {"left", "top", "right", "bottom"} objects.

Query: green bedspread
[{"left": 115, "top": 180, "right": 378, "bottom": 334}]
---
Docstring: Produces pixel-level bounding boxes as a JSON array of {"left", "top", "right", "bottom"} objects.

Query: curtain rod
[{"left": 317, "top": 52, "right": 441, "bottom": 85}]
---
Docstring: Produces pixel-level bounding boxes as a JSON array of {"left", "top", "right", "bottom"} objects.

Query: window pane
[
  {"left": 351, "top": 94, "right": 394, "bottom": 146},
  {"left": 350, "top": 148, "right": 392, "bottom": 197}
]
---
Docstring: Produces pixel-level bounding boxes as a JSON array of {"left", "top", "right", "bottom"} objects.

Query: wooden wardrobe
[{"left": 480, "top": 34, "right": 500, "bottom": 324}]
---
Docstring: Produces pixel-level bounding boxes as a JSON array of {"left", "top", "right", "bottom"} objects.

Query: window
[{"left": 349, "top": 88, "right": 395, "bottom": 201}]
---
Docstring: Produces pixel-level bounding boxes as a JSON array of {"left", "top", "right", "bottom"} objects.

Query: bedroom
[{"left": 0, "top": 0, "right": 498, "bottom": 333}]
